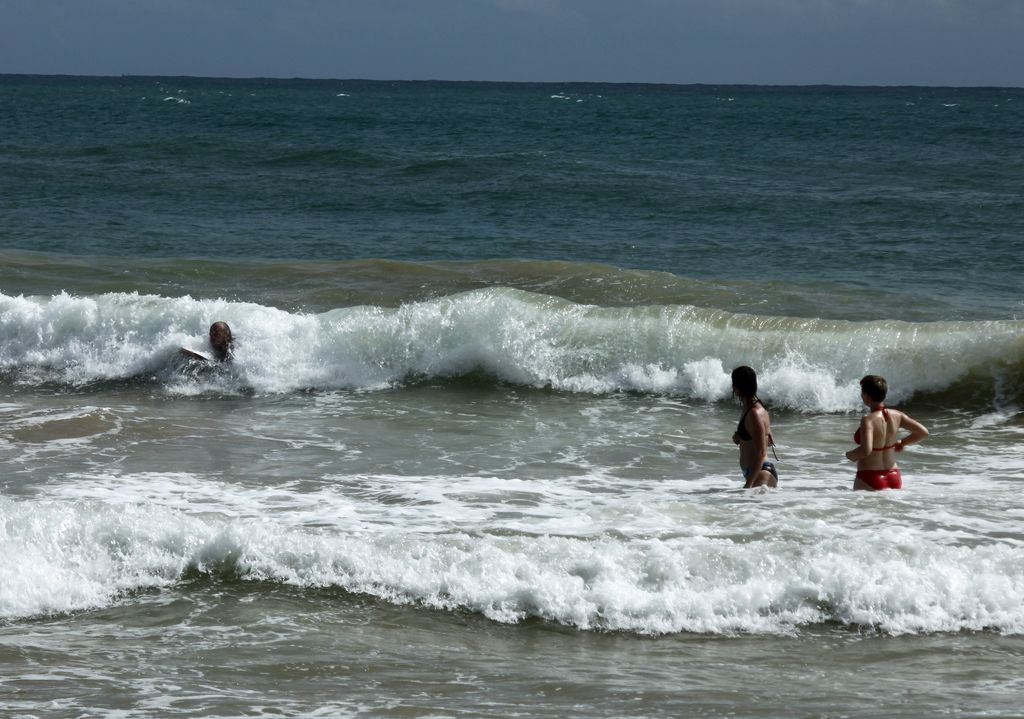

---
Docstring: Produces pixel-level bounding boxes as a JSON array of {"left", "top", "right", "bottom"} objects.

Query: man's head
[{"left": 209, "top": 321, "right": 233, "bottom": 360}]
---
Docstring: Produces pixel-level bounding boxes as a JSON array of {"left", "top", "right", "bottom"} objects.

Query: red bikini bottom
[{"left": 856, "top": 467, "right": 902, "bottom": 490}]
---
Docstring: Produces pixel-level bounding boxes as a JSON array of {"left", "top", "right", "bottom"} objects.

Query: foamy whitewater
[
  {"left": 3, "top": 287, "right": 1023, "bottom": 640},
  {"left": 3, "top": 289, "right": 1021, "bottom": 405},
  {"left": 2, "top": 77, "right": 1023, "bottom": 718}
]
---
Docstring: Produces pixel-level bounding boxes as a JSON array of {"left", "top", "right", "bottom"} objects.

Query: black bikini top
[
  {"left": 736, "top": 398, "right": 779, "bottom": 459},
  {"left": 736, "top": 399, "right": 760, "bottom": 441}
]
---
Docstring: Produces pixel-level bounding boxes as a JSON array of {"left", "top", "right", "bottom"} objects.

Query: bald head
[{"left": 209, "top": 322, "right": 233, "bottom": 361}]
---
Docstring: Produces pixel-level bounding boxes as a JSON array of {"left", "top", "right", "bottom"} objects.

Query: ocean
[{"left": 1, "top": 75, "right": 1023, "bottom": 718}]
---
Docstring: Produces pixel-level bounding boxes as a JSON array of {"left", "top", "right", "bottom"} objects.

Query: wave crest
[
  {"left": 2, "top": 289, "right": 1021, "bottom": 410},
  {"left": 4, "top": 490, "right": 1022, "bottom": 636}
]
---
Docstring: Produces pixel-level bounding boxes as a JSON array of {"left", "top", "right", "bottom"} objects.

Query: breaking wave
[{"left": 2, "top": 289, "right": 1021, "bottom": 411}]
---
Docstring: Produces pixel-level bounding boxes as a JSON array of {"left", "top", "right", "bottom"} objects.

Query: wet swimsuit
[
  {"left": 743, "top": 462, "right": 779, "bottom": 482},
  {"left": 737, "top": 399, "right": 776, "bottom": 444},
  {"left": 856, "top": 467, "right": 902, "bottom": 490},
  {"left": 853, "top": 406, "right": 898, "bottom": 451},
  {"left": 736, "top": 402, "right": 757, "bottom": 441}
]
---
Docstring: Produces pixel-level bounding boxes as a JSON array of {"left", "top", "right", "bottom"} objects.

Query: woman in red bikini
[{"left": 845, "top": 375, "right": 929, "bottom": 490}]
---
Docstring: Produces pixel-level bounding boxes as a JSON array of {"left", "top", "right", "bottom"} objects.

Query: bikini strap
[{"left": 739, "top": 396, "right": 760, "bottom": 421}]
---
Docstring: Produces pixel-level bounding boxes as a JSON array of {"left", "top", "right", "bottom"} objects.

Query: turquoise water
[{"left": 2, "top": 76, "right": 1023, "bottom": 718}]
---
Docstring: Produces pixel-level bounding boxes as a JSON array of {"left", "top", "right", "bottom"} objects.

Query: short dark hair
[
  {"left": 860, "top": 375, "right": 888, "bottom": 402},
  {"left": 731, "top": 366, "right": 758, "bottom": 398}
]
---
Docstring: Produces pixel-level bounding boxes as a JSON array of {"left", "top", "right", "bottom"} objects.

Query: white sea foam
[
  {"left": 1, "top": 290, "right": 1021, "bottom": 410},
  {"left": 3, "top": 471, "right": 1023, "bottom": 636}
]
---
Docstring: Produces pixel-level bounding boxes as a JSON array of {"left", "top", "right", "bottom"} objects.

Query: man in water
[{"left": 208, "top": 321, "right": 233, "bottom": 362}]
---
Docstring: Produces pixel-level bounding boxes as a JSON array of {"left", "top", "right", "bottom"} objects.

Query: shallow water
[{"left": 5, "top": 584, "right": 1023, "bottom": 718}]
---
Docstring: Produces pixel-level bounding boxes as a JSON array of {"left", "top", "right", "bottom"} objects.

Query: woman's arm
[
  {"left": 845, "top": 416, "right": 873, "bottom": 462},
  {"left": 896, "top": 412, "right": 929, "bottom": 451}
]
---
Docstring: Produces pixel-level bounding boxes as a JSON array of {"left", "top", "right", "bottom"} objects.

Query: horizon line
[{"left": 1, "top": 72, "right": 1021, "bottom": 91}]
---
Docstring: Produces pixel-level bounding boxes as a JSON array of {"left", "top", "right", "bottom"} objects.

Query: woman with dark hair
[
  {"left": 845, "top": 375, "right": 928, "bottom": 490},
  {"left": 731, "top": 366, "right": 778, "bottom": 488}
]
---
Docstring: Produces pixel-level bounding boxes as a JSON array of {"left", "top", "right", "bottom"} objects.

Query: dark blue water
[{"left": 2, "top": 76, "right": 1022, "bottom": 319}]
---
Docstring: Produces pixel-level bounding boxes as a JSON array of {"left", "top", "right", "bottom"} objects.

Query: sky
[{"left": 1, "top": 0, "right": 1022, "bottom": 87}]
